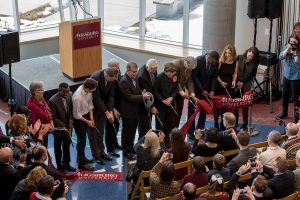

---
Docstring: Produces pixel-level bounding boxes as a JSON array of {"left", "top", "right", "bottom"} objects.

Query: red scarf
[{"left": 30, "top": 96, "right": 52, "bottom": 122}]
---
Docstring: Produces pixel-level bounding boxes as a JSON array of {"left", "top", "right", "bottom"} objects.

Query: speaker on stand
[{"left": 0, "top": 30, "right": 20, "bottom": 116}]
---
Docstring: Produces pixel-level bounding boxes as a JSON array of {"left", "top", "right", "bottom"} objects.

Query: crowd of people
[{"left": 0, "top": 22, "right": 299, "bottom": 200}]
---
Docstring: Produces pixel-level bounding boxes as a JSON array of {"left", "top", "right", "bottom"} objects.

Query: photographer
[
  {"left": 6, "top": 114, "right": 49, "bottom": 167},
  {"left": 278, "top": 33, "right": 300, "bottom": 123}
]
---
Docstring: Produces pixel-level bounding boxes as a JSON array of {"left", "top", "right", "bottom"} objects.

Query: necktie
[
  {"left": 62, "top": 97, "right": 67, "bottom": 111},
  {"left": 150, "top": 73, "right": 155, "bottom": 85},
  {"left": 132, "top": 80, "right": 136, "bottom": 87}
]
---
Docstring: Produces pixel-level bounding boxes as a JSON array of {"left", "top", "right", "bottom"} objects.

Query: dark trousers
[
  {"left": 187, "top": 100, "right": 206, "bottom": 135},
  {"left": 174, "top": 94, "right": 184, "bottom": 127},
  {"left": 155, "top": 107, "right": 175, "bottom": 145},
  {"left": 121, "top": 117, "right": 138, "bottom": 154},
  {"left": 105, "top": 116, "right": 120, "bottom": 152},
  {"left": 282, "top": 77, "right": 300, "bottom": 122},
  {"left": 54, "top": 133, "right": 71, "bottom": 168},
  {"left": 87, "top": 113, "right": 105, "bottom": 159},
  {"left": 234, "top": 107, "right": 249, "bottom": 125},
  {"left": 73, "top": 115, "right": 89, "bottom": 163},
  {"left": 213, "top": 108, "right": 227, "bottom": 131},
  {"left": 138, "top": 111, "right": 151, "bottom": 139}
]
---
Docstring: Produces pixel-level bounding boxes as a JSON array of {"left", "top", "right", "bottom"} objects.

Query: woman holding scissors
[
  {"left": 234, "top": 47, "right": 259, "bottom": 131},
  {"left": 214, "top": 45, "right": 238, "bottom": 131}
]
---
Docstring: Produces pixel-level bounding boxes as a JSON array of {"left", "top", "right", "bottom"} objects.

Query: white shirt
[
  {"left": 259, "top": 146, "right": 286, "bottom": 168},
  {"left": 72, "top": 85, "right": 94, "bottom": 120}
]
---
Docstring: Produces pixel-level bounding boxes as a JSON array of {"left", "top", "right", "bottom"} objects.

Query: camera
[
  {"left": 152, "top": 130, "right": 161, "bottom": 135},
  {"left": 221, "top": 129, "right": 232, "bottom": 136},
  {"left": 291, "top": 44, "right": 298, "bottom": 52},
  {"left": 239, "top": 188, "right": 247, "bottom": 194},
  {"left": 248, "top": 157, "right": 257, "bottom": 167},
  {"left": 54, "top": 180, "right": 61, "bottom": 186}
]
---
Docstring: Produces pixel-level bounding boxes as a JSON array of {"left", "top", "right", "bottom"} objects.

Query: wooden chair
[
  {"left": 273, "top": 191, "right": 299, "bottom": 200},
  {"left": 157, "top": 192, "right": 183, "bottom": 200}
]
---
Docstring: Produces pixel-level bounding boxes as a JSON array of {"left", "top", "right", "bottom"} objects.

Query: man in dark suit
[
  {"left": 105, "top": 59, "right": 122, "bottom": 155},
  {"left": 153, "top": 62, "right": 178, "bottom": 145},
  {"left": 0, "top": 147, "right": 25, "bottom": 200},
  {"left": 173, "top": 56, "right": 198, "bottom": 127},
  {"left": 119, "top": 62, "right": 151, "bottom": 159},
  {"left": 253, "top": 157, "right": 295, "bottom": 199},
  {"left": 227, "top": 130, "right": 257, "bottom": 174},
  {"left": 136, "top": 58, "right": 158, "bottom": 139},
  {"left": 48, "top": 82, "right": 76, "bottom": 172},
  {"left": 187, "top": 51, "right": 219, "bottom": 139},
  {"left": 90, "top": 67, "right": 119, "bottom": 164},
  {"left": 21, "top": 146, "right": 65, "bottom": 200}
]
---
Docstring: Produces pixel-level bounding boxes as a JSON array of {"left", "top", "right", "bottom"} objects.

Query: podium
[{"left": 59, "top": 18, "right": 102, "bottom": 81}]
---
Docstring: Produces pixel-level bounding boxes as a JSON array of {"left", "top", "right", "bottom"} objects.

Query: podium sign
[{"left": 59, "top": 18, "right": 102, "bottom": 81}]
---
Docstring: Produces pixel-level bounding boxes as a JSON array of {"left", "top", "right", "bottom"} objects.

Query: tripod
[
  {"left": 253, "top": 19, "right": 277, "bottom": 113},
  {"left": 8, "top": 62, "right": 16, "bottom": 117}
]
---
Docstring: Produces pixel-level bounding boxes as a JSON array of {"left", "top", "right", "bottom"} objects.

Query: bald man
[
  {"left": 282, "top": 123, "right": 300, "bottom": 159},
  {"left": 182, "top": 182, "right": 197, "bottom": 200},
  {"left": 0, "top": 147, "right": 24, "bottom": 200}
]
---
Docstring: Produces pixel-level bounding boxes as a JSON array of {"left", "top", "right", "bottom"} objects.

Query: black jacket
[
  {"left": 153, "top": 72, "right": 178, "bottom": 110},
  {"left": 119, "top": 73, "right": 144, "bottom": 118},
  {"left": 193, "top": 55, "right": 218, "bottom": 97},
  {"left": 48, "top": 92, "right": 73, "bottom": 137},
  {"left": 0, "top": 162, "right": 22, "bottom": 200},
  {"left": 91, "top": 70, "right": 115, "bottom": 114}
]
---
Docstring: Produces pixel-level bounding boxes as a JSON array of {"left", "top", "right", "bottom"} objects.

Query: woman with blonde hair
[
  {"left": 6, "top": 114, "right": 49, "bottom": 167},
  {"left": 214, "top": 45, "right": 239, "bottom": 130},
  {"left": 10, "top": 166, "right": 47, "bottom": 200},
  {"left": 132, "top": 130, "right": 166, "bottom": 184}
]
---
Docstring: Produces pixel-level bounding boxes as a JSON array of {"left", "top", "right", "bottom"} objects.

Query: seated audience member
[
  {"left": 259, "top": 131, "right": 286, "bottom": 168},
  {"left": 149, "top": 152, "right": 180, "bottom": 200},
  {"left": 30, "top": 175, "right": 68, "bottom": 200},
  {"left": 192, "top": 128, "right": 221, "bottom": 169},
  {"left": 21, "top": 146, "right": 65, "bottom": 200},
  {"left": 253, "top": 157, "right": 295, "bottom": 199},
  {"left": 0, "top": 147, "right": 26, "bottom": 200},
  {"left": 132, "top": 130, "right": 166, "bottom": 183},
  {"left": 208, "top": 154, "right": 230, "bottom": 182},
  {"left": 5, "top": 105, "right": 31, "bottom": 135},
  {"left": 227, "top": 131, "right": 257, "bottom": 174},
  {"left": 281, "top": 122, "right": 300, "bottom": 159},
  {"left": 217, "top": 112, "right": 238, "bottom": 151},
  {"left": 169, "top": 128, "right": 191, "bottom": 180},
  {"left": 183, "top": 183, "right": 204, "bottom": 200},
  {"left": 11, "top": 166, "right": 47, "bottom": 200},
  {"left": 27, "top": 81, "right": 54, "bottom": 147},
  {"left": 180, "top": 156, "right": 208, "bottom": 190},
  {"left": 7, "top": 114, "right": 49, "bottom": 167},
  {"left": 199, "top": 174, "right": 230, "bottom": 200},
  {"left": 294, "top": 150, "right": 300, "bottom": 190},
  {"left": 227, "top": 163, "right": 272, "bottom": 199}
]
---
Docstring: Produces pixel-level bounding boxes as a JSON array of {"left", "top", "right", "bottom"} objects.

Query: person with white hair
[
  {"left": 294, "top": 149, "right": 300, "bottom": 190},
  {"left": 136, "top": 58, "right": 158, "bottom": 139},
  {"left": 281, "top": 122, "right": 300, "bottom": 159}
]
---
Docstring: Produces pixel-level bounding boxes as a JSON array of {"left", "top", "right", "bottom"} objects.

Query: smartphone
[
  {"left": 239, "top": 188, "right": 247, "bottom": 194},
  {"left": 54, "top": 180, "right": 61, "bottom": 186},
  {"left": 168, "top": 153, "right": 173, "bottom": 160},
  {"left": 152, "top": 130, "right": 161, "bottom": 135},
  {"left": 221, "top": 129, "right": 232, "bottom": 136}
]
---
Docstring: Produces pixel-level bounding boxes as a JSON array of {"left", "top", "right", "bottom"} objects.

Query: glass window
[
  {"left": 189, "top": 0, "right": 203, "bottom": 47},
  {"left": 145, "top": 0, "right": 183, "bottom": 43},
  {"left": 103, "top": 0, "right": 139, "bottom": 36},
  {"left": 18, "top": 0, "right": 61, "bottom": 31},
  {"left": 0, "top": 1, "right": 15, "bottom": 30}
]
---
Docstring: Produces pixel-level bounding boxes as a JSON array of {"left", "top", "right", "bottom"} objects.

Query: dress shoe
[
  {"left": 187, "top": 133, "right": 196, "bottom": 140},
  {"left": 78, "top": 163, "right": 94, "bottom": 171},
  {"left": 240, "top": 123, "right": 248, "bottom": 131},
  {"left": 94, "top": 158, "right": 105, "bottom": 165},
  {"left": 101, "top": 153, "right": 113, "bottom": 161},
  {"left": 109, "top": 151, "right": 120, "bottom": 158},
  {"left": 78, "top": 157, "right": 94, "bottom": 164},
  {"left": 63, "top": 164, "right": 77, "bottom": 172},
  {"left": 276, "top": 113, "right": 287, "bottom": 119},
  {"left": 57, "top": 166, "right": 64, "bottom": 172},
  {"left": 114, "top": 143, "right": 122, "bottom": 150},
  {"left": 124, "top": 152, "right": 136, "bottom": 160}
]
